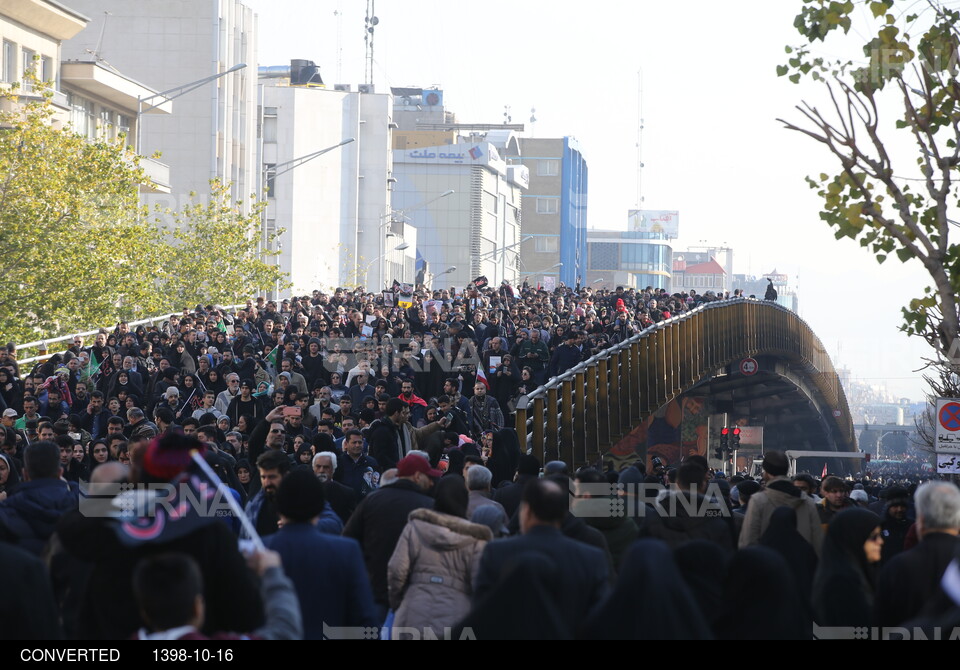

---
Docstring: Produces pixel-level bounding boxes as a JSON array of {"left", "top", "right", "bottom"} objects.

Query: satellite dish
[{"left": 370, "top": 16, "right": 379, "bottom": 25}]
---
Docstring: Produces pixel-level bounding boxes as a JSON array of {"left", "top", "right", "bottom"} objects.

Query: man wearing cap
[
  {"left": 1, "top": 408, "right": 18, "bottom": 427},
  {"left": 226, "top": 379, "right": 266, "bottom": 425},
  {"left": 216, "top": 373, "right": 242, "bottom": 415},
  {"left": 278, "top": 358, "right": 308, "bottom": 395},
  {"left": 343, "top": 453, "right": 436, "bottom": 620}
]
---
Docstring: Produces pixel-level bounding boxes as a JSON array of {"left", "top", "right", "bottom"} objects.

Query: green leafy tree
[
  {"left": 154, "top": 178, "right": 289, "bottom": 306},
  {"left": 0, "top": 75, "right": 166, "bottom": 344},
  {"left": 779, "top": 0, "right": 960, "bottom": 371}
]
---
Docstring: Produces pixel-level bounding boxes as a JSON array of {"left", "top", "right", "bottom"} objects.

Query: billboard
[{"left": 628, "top": 210, "right": 680, "bottom": 238}]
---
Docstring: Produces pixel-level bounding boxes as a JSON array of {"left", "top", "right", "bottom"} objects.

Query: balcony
[{"left": 139, "top": 156, "right": 171, "bottom": 194}]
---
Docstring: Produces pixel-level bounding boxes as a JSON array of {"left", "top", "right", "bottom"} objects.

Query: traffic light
[
  {"left": 731, "top": 427, "right": 741, "bottom": 449},
  {"left": 720, "top": 427, "right": 729, "bottom": 451},
  {"left": 714, "top": 447, "right": 723, "bottom": 460}
]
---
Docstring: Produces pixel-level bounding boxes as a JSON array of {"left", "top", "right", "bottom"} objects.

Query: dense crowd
[{"left": 1, "top": 283, "right": 958, "bottom": 640}]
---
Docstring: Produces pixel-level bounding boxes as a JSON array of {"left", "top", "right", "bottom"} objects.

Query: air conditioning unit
[
  {"left": 333, "top": 84, "right": 351, "bottom": 92},
  {"left": 358, "top": 84, "right": 375, "bottom": 94}
]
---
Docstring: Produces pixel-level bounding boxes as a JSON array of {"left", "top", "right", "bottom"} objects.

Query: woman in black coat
[{"left": 812, "top": 508, "right": 883, "bottom": 628}]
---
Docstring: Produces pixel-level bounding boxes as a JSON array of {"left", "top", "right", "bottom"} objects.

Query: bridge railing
[
  {"left": 12, "top": 304, "right": 247, "bottom": 368},
  {"left": 513, "top": 298, "right": 854, "bottom": 468}
]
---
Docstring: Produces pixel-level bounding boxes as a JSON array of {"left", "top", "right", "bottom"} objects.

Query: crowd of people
[{"left": 0, "top": 283, "right": 958, "bottom": 640}]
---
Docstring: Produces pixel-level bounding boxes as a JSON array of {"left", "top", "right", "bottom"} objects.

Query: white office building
[
  {"left": 62, "top": 0, "right": 257, "bottom": 210},
  {"left": 259, "top": 77, "right": 407, "bottom": 293}
]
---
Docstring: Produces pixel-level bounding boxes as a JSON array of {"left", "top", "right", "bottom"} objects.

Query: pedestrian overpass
[{"left": 514, "top": 299, "right": 858, "bottom": 473}]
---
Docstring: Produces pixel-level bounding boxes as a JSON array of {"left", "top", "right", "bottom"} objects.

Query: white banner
[
  {"left": 936, "top": 453, "right": 960, "bottom": 474},
  {"left": 628, "top": 210, "right": 680, "bottom": 238}
]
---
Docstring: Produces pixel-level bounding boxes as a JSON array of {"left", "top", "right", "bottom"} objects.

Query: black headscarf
[
  {"left": 0, "top": 452, "right": 21, "bottom": 496},
  {"left": 580, "top": 539, "right": 712, "bottom": 640},
  {"left": 674, "top": 540, "right": 728, "bottom": 628},
  {"left": 454, "top": 551, "right": 569, "bottom": 640},
  {"left": 487, "top": 429, "right": 521, "bottom": 489},
  {"left": 444, "top": 450, "right": 465, "bottom": 479},
  {"left": 433, "top": 475, "right": 468, "bottom": 518},
  {"left": 761, "top": 506, "right": 818, "bottom": 609},
  {"left": 812, "top": 508, "right": 882, "bottom": 628},
  {"left": 715, "top": 546, "right": 811, "bottom": 640}
]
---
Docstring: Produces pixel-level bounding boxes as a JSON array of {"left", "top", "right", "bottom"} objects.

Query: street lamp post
[
  {"left": 427, "top": 265, "right": 457, "bottom": 290},
  {"left": 376, "top": 189, "right": 455, "bottom": 290},
  {"left": 262, "top": 138, "right": 356, "bottom": 300},
  {"left": 476, "top": 235, "right": 534, "bottom": 284},
  {"left": 520, "top": 262, "right": 563, "bottom": 286},
  {"left": 136, "top": 63, "right": 247, "bottom": 155},
  {"left": 363, "top": 243, "right": 410, "bottom": 287}
]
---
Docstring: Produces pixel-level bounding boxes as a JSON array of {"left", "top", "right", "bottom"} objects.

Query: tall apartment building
[
  {"left": 516, "top": 137, "right": 588, "bottom": 288},
  {"left": 62, "top": 0, "right": 257, "bottom": 209},
  {"left": 390, "top": 88, "right": 528, "bottom": 289},
  {"left": 259, "top": 71, "right": 404, "bottom": 293}
]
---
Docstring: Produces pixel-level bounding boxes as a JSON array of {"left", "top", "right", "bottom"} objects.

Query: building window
[
  {"left": 262, "top": 116, "right": 277, "bottom": 143},
  {"left": 40, "top": 55, "right": 53, "bottom": 82},
  {"left": 536, "top": 198, "right": 559, "bottom": 215},
  {"left": 264, "top": 164, "right": 276, "bottom": 195},
  {"left": 535, "top": 236, "right": 559, "bottom": 253},
  {"left": 21, "top": 48, "right": 35, "bottom": 86},
  {"left": 537, "top": 159, "right": 559, "bottom": 176},
  {"left": 2, "top": 41, "right": 17, "bottom": 83}
]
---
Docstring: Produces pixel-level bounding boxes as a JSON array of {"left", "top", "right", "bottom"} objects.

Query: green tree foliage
[
  {"left": 0, "top": 75, "right": 290, "bottom": 346},
  {"left": 0, "top": 76, "right": 166, "bottom": 344},
  {"left": 153, "top": 179, "right": 290, "bottom": 307},
  {"left": 779, "top": 0, "right": 960, "bottom": 369}
]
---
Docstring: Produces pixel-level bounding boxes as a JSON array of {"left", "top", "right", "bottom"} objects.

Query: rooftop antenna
[
  {"left": 529, "top": 106, "right": 537, "bottom": 137},
  {"left": 635, "top": 67, "right": 645, "bottom": 209},
  {"left": 364, "top": 0, "right": 378, "bottom": 86},
  {"left": 503, "top": 105, "right": 512, "bottom": 125},
  {"left": 334, "top": 3, "right": 344, "bottom": 82}
]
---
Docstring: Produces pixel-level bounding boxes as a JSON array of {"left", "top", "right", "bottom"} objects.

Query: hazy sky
[{"left": 245, "top": 0, "right": 934, "bottom": 401}]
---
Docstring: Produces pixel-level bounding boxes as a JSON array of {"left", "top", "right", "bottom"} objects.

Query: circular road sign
[
  {"left": 939, "top": 402, "right": 960, "bottom": 431},
  {"left": 739, "top": 358, "right": 759, "bottom": 376}
]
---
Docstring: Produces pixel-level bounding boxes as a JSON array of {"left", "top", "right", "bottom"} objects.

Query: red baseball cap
[{"left": 397, "top": 454, "right": 443, "bottom": 479}]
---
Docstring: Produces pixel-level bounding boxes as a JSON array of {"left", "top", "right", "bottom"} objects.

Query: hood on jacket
[
  {"left": 408, "top": 507, "right": 492, "bottom": 549},
  {"left": 762, "top": 478, "right": 811, "bottom": 510}
]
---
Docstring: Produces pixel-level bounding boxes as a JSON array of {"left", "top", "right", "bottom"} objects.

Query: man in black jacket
[
  {"left": 474, "top": 477, "right": 609, "bottom": 634},
  {"left": 875, "top": 481, "right": 960, "bottom": 626},
  {"left": 367, "top": 398, "right": 408, "bottom": 471},
  {"left": 342, "top": 454, "right": 436, "bottom": 619}
]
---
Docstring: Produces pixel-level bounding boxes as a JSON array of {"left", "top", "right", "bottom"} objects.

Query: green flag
[
  {"left": 82, "top": 354, "right": 101, "bottom": 384},
  {"left": 264, "top": 347, "right": 277, "bottom": 366},
  {"left": 217, "top": 320, "right": 227, "bottom": 333}
]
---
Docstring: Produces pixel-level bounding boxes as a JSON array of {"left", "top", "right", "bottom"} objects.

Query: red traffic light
[
  {"left": 721, "top": 427, "right": 729, "bottom": 435},
  {"left": 732, "top": 427, "right": 741, "bottom": 436}
]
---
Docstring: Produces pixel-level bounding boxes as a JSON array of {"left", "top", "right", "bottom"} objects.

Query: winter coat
[
  {"left": 388, "top": 508, "right": 491, "bottom": 633},
  {"left": 343, "top": 479, "right": 434, "bottom": 606},
  {"left": 739, "top": 477, "right": 824, "bottom": 556},
  {"left": 0, "top": 478, "right": 78, "bottom": 555},
  {"left": 639, "top": 491, "right": 736, "bottom": 553}
]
